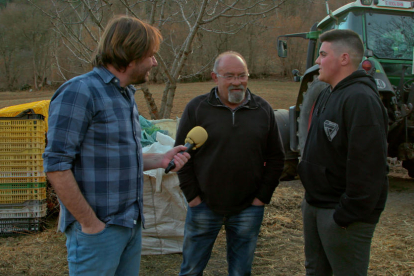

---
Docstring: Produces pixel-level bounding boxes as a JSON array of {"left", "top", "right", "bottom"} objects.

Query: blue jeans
[
  {"left": 65, "top": 220, "right": 142, "bottom": 276},
  {"left": 179, "top": 202, "right": 264, "bottom": 276}
]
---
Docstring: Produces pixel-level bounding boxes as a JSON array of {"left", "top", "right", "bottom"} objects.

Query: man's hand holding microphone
[{"left": 165, "top": 126, "right": 208, "bottom": 173}]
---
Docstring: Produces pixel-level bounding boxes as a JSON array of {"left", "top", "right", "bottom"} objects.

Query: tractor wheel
[
  {"left": 298, "top": 78, "right": 329, "bottom": 156},
  {"left": 274, "top": 109, "right": 299, "bottom": 181},
  {"left": 280, "top": 158, "right": 299, "bottom": 181},
  {"left": 402, "top": 159, "right": 414, "bottom": 178}
]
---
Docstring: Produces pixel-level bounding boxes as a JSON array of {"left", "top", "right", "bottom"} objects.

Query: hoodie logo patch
[{"left": 324, "top": 120, "right": 339, "bottom": 141}]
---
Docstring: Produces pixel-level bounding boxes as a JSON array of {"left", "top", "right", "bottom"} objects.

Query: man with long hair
[{"left": 43, "top": 16, "right": 190, "bottom": 276}]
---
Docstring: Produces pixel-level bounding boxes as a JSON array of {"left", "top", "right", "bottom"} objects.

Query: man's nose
[
  {"left": 231, "top": 76, "right": 242, "bottom": 85},
  {"left": 152, "top": 56, "right": 158, "bottom": 67}
]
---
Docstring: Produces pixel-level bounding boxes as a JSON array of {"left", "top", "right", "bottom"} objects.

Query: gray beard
[{"left": 228, "top": 85, "right": 246, "bottom": 104}]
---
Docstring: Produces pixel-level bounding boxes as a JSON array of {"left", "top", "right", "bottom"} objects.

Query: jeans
[
  {"left": 302, "top": 200, "right": 377, "bottom": 276},
  {"left": 65, "top": 220, "right": 142, "bottom": 276},
  {"left": 179, "top": 202, "right": 264, "bottom": 276}
]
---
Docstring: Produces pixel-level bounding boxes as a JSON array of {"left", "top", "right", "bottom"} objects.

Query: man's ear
[
  {"left": 123, "top": 61, "right": 135, "bottom": 73},
  {"left": 341, "top": 53, "right": 351, "bottom": 66},
  {"left": 211, "top": 72, "right": 218, "bottom": 84}
]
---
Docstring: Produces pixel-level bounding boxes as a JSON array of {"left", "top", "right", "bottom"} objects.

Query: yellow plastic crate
[
  {"left": 0, "top": 100, "right": 50, "bottom": 131},
  {"left": 0, "top": 187, "right": 46, "bottom": 204},
  {"left": 0, "top": 153, "right": 43, "bottom": 162},
  {"left": 0, "top": 159, "right": 43, "bottom": 167},
  {"left": 0, "top": 118, "right": 45, "bottom": 126},
  {"left": 0, "top": 124, "right": 46, "bottom": 133},
  {"left": 0, "top": 171, "right": 45, "bottom": 178},
  {"left": 0, "top": 136, "right": 45, "bottom": 143},
  {"left": 0, "top": 148, "right": 44, "bottom": 155},
  {"left": 0, "top": 131, "right": 45, "bottom": 138},
  {"left": 0, "top": 165, "right": 44, "bottom": 172},
  {"left": 0, "top": 142, "right": 45, "bottom": 153},
  {"left": 0, "top": 176, "right": 46, "bottom": 183}
]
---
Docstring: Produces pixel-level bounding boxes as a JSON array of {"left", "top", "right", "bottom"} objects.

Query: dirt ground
[{"left": 0, "top": 79, "right": 413, "bottom": 275}]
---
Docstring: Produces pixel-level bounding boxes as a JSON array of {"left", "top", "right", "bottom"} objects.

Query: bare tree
[
  {"left": 0, "top": 1, "right": 55, "bottom": 91},
  {"left": 0, "top": 3, "right": 23, "bottom": 90},
  {"left": 21, "top": 3, "right": 54, "bottom": 90},
  {"left": 29, "top": 0, "right": 288, "bottom": 118}
]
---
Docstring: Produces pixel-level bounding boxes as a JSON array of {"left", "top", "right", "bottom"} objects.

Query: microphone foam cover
[{"left": 185, "top": 126, "right": 208, "bottom": 149}]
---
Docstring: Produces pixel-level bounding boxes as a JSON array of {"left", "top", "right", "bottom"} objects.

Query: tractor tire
[
  {"left": 402, "top": 159, "right": 414, "bottom": 178},
  {"left": 280, "top": 158, "right": 299, "bottom": 181},
  {"left": 274, "top": 109, "right": 299, "bottom": 181},
  {"left": 298, "top": 78, "right": 329, "bottom": 156}
]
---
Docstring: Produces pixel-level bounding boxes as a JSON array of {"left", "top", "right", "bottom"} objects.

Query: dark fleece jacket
[
  {"left": 299, "top": 70, "right": 389, "bottom": 227},
  {"left": 175, "top": 87, "right": 285, "bottom": 216}
]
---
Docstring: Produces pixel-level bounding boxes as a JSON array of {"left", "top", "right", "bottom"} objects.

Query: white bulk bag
[{"left": 141, "top": 132, "right": 188, "bottom": 255}]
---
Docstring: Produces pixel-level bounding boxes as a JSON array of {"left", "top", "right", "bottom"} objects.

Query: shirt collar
[
  {"left": 93, "top": 66, "right": 136, "bottom": 94},
  {"left": 93, "top": 66, "right": 116, "bottom": 84}
]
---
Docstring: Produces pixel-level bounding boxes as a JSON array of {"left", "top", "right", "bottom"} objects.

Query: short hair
[
  {"left": 319, "top": 29, "right": 364, "bottom": 68},
  {"left": 213, "top": 51, "right": 248, "bottom": 73},
  {"left": 92, "top": 15, "right": 162, "bottom": 71}
]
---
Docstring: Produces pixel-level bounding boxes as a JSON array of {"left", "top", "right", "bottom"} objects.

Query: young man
[
  {"left": 298, "top": 29, "right": 389, "bottom": 276},
  {"left": 175, "top": 51, "right": 285, "bottom": 276},
  {"left": 43, "top": 16, "right": 190, "bottom": 276}
]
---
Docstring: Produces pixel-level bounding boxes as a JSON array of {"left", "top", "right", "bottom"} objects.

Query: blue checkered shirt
[{"left": 43, "top": 67, "right": 144, "bottom": 232}]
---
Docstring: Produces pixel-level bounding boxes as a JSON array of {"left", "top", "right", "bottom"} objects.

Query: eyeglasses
[{"left": 214, "top": 73, "right": 249, "bottom": 81}]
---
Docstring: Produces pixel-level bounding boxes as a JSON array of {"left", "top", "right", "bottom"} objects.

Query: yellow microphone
[{"left": 165, "top": 126, "right": 208, "bottom": 173}]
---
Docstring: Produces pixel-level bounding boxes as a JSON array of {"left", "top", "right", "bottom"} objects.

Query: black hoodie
[{"left": 298, "top": 70, "right": 389, "bottom": 227}]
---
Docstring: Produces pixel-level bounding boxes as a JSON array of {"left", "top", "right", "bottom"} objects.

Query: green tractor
[{"left": 276, "top": 0, "right": 414, "bottom": 178}]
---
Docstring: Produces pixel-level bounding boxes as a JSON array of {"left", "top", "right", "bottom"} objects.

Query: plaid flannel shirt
[{"left": 43, "top": 67, "right": 144, "bottom": 232}]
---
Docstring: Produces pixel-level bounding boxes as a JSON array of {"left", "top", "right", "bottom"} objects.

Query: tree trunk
[
  {"left": 159, "top": 82, "right": 170, "bottom": 118},
  {"left": 247, "top": 26, "right": 255, "bottom": 74},
  {"left": 33, "top": 56, "right": 38, "bottom": 90},
  {"left": 140, "top": 83, "right": 160, "bottom": 119},
  {"left": 2, "top": 50, "right": 14, "bottom": 90},
  {"left": 163, "top": 83, "right": 177, "bottom": 119}
]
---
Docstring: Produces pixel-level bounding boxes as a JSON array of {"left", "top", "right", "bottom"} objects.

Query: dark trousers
[{"left": 301, "top": 199, "right": 377, "bottom": 276}]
